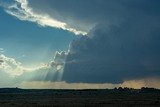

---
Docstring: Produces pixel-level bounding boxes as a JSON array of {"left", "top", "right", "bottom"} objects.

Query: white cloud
[
  {"left": 0, "top": 51, "right": 68, "bottom": 85},
  {"left": 1, "top": 0, "right": 87, "bottom": 35},
  {"left": 0, "top": 54, "right": 25, "bottom": 76},
  {"left": 0, "top": 48, "right": 4, "bottom": 53}
]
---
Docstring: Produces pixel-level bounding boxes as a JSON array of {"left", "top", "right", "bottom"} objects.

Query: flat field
[{"left": 0, "top": 88, "right": 159, "bottom": 107}]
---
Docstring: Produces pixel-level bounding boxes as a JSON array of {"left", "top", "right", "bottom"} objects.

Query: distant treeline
[{"left": 0, "top": 87, "right": 159, "bottom": 94}]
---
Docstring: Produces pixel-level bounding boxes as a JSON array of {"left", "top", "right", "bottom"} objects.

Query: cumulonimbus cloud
[
  {"left": 63, "top": 22, "right": 160, "bottom": 83},
  {"left": 62, "top": 0, "right": 160, "bottom": 83},
  {"left": 1, "top": 0, "right": 160, "bottom": 88}
]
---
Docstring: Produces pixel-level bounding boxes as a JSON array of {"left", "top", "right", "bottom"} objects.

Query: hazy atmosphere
[{"left": 0, "top": 0, "right": 160, "bottom": 89}]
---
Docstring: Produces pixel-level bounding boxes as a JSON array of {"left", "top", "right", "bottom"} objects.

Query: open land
[{"left": 0, "top": 87, "right": 160, "bottom": 107}]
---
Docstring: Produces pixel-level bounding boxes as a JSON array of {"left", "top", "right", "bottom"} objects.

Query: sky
[{"left": 0, "top": 0, "right": 160, "bottom": 89}]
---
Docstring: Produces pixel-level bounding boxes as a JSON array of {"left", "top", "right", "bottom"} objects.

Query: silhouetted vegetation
[{"left": 0, "top": 87, "right": 159, "bottom": 107}]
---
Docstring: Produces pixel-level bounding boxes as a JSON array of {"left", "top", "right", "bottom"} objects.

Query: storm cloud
[
  {"left": 62, "top": 0, "right": 160, "bottom": 83},
  {"left": 1, "top": 0, "right": 160, "bottom": 86}
]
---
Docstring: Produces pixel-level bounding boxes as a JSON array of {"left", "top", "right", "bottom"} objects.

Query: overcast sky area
[{"left": 0, "top": 0, "right": 160, "bottom": 89}]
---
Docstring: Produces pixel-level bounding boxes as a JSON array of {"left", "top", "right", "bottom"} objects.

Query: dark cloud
[
  {"left": 27, "top": 0, "right": 160, "bottom": 33},
  {"left": 2, "top": 0, "right": 160, "bottom": 84},
  {"left": 62, "top": 0, "right": 160, "bottom": 83}
]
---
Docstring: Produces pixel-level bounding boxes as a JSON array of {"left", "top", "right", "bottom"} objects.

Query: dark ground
[{"left": 0, "top": 87, "right": 160, "bottom": 107}]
